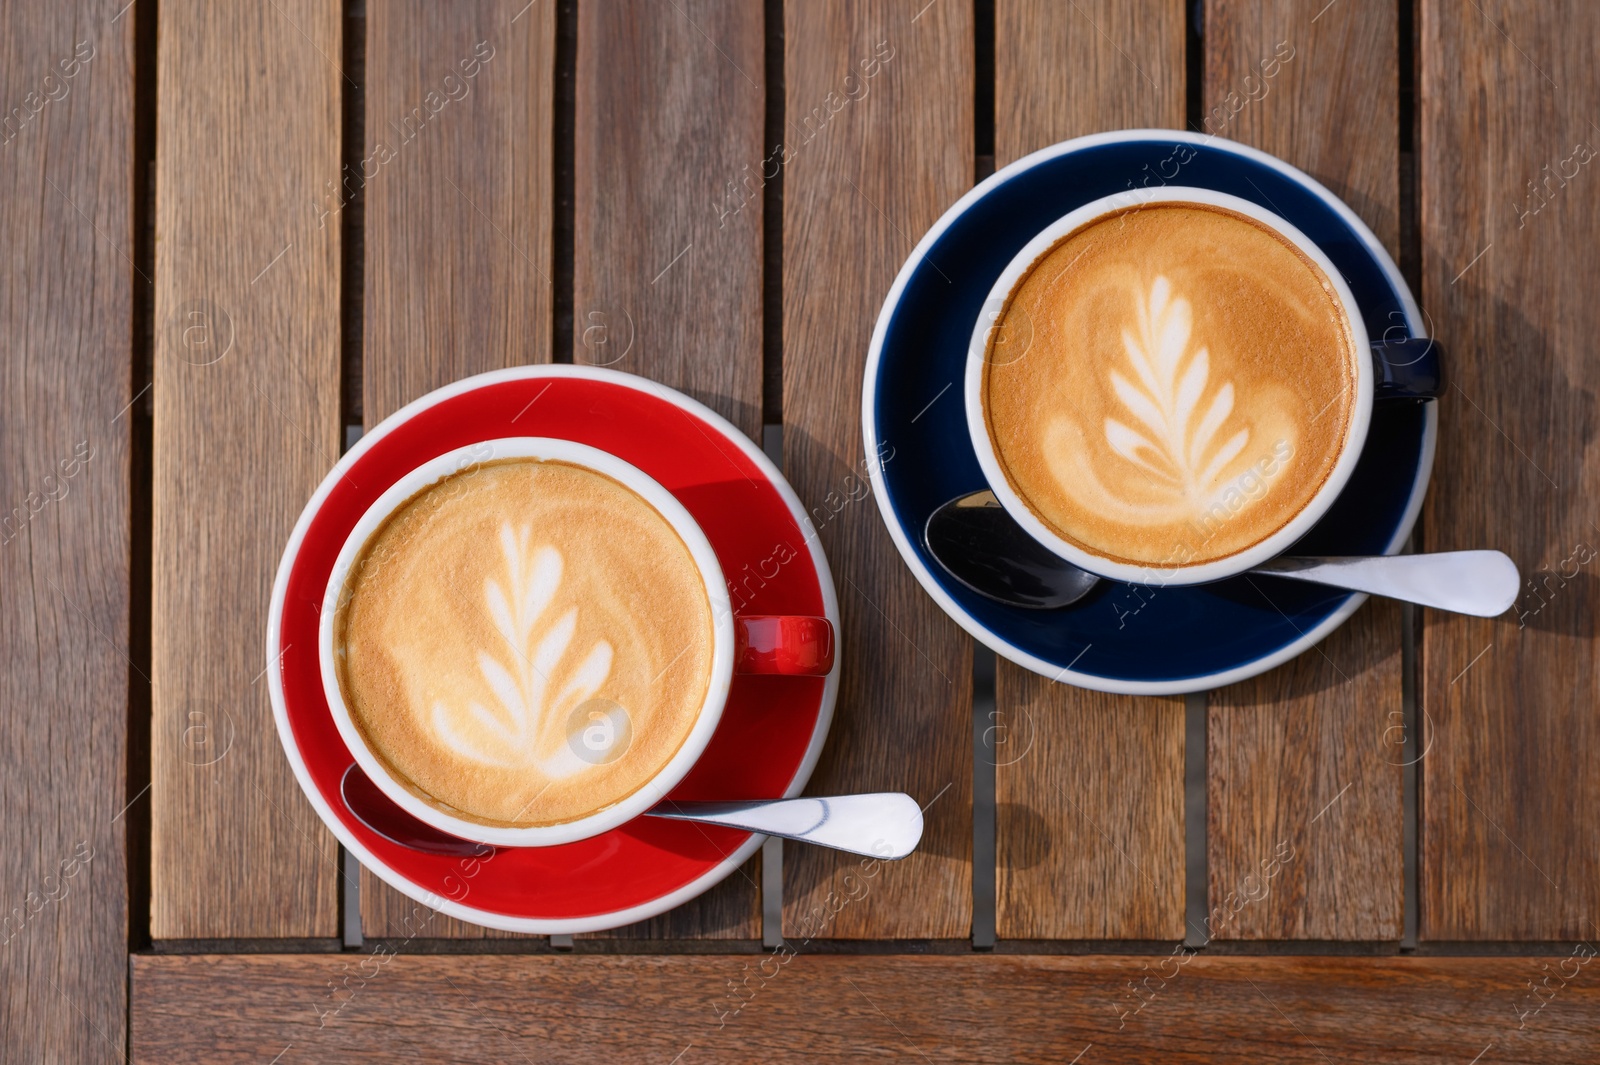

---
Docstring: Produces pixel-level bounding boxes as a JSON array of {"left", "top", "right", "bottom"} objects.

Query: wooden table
[{"left": 5, "top": 0, "right": 1598, "bottom": 1059}]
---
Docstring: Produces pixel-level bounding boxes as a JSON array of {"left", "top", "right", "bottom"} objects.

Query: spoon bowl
[{"left": 922, "top": 491, "right": 1099, "bottom": 609}]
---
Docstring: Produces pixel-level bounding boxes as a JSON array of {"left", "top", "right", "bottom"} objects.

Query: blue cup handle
[{"left": 1371, "top": 337, "right": 1442, "bottom": 400}]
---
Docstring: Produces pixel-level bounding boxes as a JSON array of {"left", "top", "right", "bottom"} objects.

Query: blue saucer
[{"left": 862, "top": 131, "right": 1436, "bottom": 695}]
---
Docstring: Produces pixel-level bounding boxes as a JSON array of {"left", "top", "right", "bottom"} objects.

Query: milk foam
[
  {"left": 983, "top": 204, "right": 1356, "bottom": 567},
  {"left": 428, "top": 524, "right": 618, "bottom": 774},
  {"left": 1098, "top": 275, "right": 1249, "bottom": 504},
  {"left": 335, "top": 459, "right": 714, "bottom": 827}
]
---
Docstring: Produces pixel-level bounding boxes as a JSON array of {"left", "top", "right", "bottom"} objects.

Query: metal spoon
[
  {"left": 924, "top": 490, "right": 1520, "bottom": 617},
  {"left": 339, "top": 763, "right": 923, "bottom": 860}
]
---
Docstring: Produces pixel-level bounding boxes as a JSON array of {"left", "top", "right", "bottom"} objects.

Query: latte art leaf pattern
[
  {"left": 1104, "top": 275, "right": 1249, "bottom": 497},
  {"left": 988, "top": 204, "right": 1351, "bottom": 567},
  {"left": 431, "top": 523, "right": 620, "bottom": 773}
]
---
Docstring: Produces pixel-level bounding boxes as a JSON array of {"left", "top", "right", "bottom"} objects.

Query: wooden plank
[
  {"left": 780, "top": 0, "right": 974, "bottom": 939},
  {"left": 1203, "top": 0, "right": 1404, "bottom": 940},
  {"left": 571, "top": 0, "right": 766, "bottom": 939},
  {"left": 996, "top": 672, "right": 1185, "bottom": 939},
  {"left": 574, "top": 0, "right": 766, "bottom": 439},
  {"left": 1208, "top": 609, "right": 1404, "bottom": 938},
  {"left": 1418, "top": 1, "right": 1600, "bottom": 939},
  {"left": 0, "top": 0, "right": 131, "bottom": 1056},
  {"left": 152, "top": 0, "right": 342, "bottom": 938},
  {"left": 133, "top": 951, "right": 1600, "bottom": 1063},
  {"left": 992, "top": 0, "right": 1187, "bottom": 941},
  {"left": 358, "top": 0, "right": 555, "bottom": 940},
  {"left": 1203, "top": 0, "right": 1400, "bottom": 251},
  {"left": 996, "top": 0, "right": 1185, "bottom": 161},
  {"left": 361, "top": 0, "right": 553, "bottom": 427}
]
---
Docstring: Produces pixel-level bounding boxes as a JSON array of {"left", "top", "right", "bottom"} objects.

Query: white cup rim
[
  {"left": 964, "top": 186, "right": 1374, "bottom": 586},
  {"left": 318, "top": 436, "right": 735, "bottom": 848}
]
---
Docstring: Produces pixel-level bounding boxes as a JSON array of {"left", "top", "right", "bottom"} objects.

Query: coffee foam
[
  {"left": 334, "top": 459, "right": 714, "bottom": 827},
  {"left": 983, "top": 203, "right": 1357, "bottom": 568}
]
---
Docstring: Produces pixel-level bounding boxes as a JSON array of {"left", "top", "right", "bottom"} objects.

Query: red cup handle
[{"left": 735, "top": 615, "right": 835, "bottom": 676}]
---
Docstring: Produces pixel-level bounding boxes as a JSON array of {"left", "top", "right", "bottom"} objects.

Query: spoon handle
[
  {"left": 1251, "top": 550, "right": 1520, "bottom": 617},
  {"left": 645, "top": 793, "right": 924, "bottom": 860}
]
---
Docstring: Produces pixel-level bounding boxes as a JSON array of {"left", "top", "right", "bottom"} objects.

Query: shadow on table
[{"left": 995, "top": 801, "right": 1052, "bottom": 871}]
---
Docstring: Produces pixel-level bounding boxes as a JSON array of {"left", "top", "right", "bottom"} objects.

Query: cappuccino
[
  {"left": 981, "top": 202, "right": 1358, "bottom": 569},
  {"left": 333, "top": 458, "right": 714, "bottom": 828}
]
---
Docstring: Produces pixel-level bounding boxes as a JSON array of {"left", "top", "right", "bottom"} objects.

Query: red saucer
[{"left": 266, "top": 367, "right": 839, "bottom": 932}]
